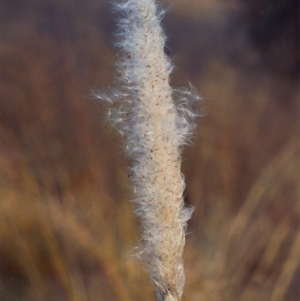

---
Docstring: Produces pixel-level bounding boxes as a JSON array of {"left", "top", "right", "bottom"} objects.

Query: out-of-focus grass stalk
[{"left": 96, "top": 0, "right": 200, "bottom": 300}]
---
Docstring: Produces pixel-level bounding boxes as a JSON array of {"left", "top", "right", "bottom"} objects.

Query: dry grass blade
[
  {"left": 270, "top": 230, "right": 300, "bottom": 301},
  {"left": 238, "top": 217, "right": 291, "bottom": 301},
  {"left": 229, "top": 136, "right": 300, "bottom": 242},
  {"left": 47, "top": 201, "right": 132, "bottom": 301}
]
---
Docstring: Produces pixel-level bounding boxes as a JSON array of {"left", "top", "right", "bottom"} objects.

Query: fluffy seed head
[{"left": 96, "top": 0, "right": 201, "bottom": 300}]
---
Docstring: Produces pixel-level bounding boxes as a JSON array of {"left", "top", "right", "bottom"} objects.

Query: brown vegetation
[{"left": 0, "top": 0, "right": 299, "bottom": 300}]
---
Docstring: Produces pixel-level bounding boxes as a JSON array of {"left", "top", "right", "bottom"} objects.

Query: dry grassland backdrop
[{"left": 0, "top": 0, "right": 299, "bottom": 300}]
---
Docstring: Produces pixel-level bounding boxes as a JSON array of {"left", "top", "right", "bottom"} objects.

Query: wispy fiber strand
[{"left": 96, "top": 0, "right": 201, "bottom": 300}]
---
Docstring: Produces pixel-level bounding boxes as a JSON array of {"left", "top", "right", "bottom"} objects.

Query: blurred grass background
[{"left": 0, "top": 0, "right": 299, "bottom": 300}]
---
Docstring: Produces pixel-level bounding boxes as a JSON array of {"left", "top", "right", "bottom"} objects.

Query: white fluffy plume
[{"left": 96, "top": 0, "right": 201, "bottom": 300}]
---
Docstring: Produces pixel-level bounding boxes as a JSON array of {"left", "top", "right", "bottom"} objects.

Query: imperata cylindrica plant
[{"left": 96, "top": 0, "right": 201, "bottom": 300}]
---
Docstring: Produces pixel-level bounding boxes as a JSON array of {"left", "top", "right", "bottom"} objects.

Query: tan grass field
[{"left": 0, "top": 0, "right": 299, "bottom": 300}]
